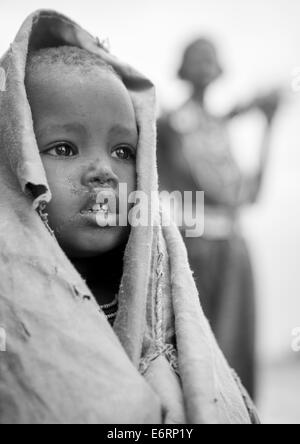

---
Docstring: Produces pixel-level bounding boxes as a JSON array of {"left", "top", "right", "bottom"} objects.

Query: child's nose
[{"left": 82, "top": 159, "right": 118, "bottom": 189}]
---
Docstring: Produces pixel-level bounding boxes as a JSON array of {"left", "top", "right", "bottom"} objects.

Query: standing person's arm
[
  {"left": 225, "top": 91, "right": 281, "bottom": 206},
  {"left": 243, "top": 118, "right": 273, "bottom": 204}
]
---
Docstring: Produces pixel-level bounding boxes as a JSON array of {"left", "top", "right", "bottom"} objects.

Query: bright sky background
[{"left": 1, "top": 0, "right": 300, "bottom": 360}]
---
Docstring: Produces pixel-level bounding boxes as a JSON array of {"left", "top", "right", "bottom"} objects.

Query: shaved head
[{"left": 26, "top": 46, "right": 119, "bottom": 83}]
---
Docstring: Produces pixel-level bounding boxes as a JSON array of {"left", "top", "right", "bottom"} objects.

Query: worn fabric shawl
[{"left": 0, "top": 10, "right": 254, "bottom": 424}]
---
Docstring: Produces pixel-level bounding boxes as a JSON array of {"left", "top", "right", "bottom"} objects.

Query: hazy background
[{"left": 0, "top": 0, "right": 299, "bottom": 423}]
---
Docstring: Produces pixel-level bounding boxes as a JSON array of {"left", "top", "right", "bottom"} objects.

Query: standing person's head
[
  {"left": 178, "top": 38, "right": 223, "bottom": 91},
  {"left": 25, "top": 46, "right": 137, "bottom": 258}
]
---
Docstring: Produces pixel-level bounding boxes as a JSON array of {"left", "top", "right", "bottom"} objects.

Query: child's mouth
[
  {"left": 80, "top": 189, "right": 119, "bottom": 215},
  {"left": 80, "top": 206, "right": 118, "bottom": 228},
  {"left": 80, "top": 203, "right": 110, "bottom": 215},
  {"left": 80, "top": 189, "right": 119, "bottom": 227}
]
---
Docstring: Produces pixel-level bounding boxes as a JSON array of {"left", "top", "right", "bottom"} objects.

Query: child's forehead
[
  {"left": 26, "top": 62, "right": 132, "bottom": 109},
  {"left": 27, "top": 63, "right": 137, "bottom": 137}
]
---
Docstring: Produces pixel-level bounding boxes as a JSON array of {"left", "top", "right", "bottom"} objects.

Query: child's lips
[
  {"left": 79, "top": 209, "right": 119, "bottom": 228},
  {"left": 80, "top": 188, "right": 119, "bottom": 215}
]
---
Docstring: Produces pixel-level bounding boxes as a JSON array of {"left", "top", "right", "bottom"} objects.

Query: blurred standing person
[{"left": 157, "top": 38, "right": 280, "bottom": 399}]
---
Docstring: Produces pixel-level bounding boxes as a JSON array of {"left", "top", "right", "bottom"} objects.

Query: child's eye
[
  {"left": 112, "top": 145, "right": 136, "bottom": 161},
  {"left": 45, "top": 143, "right": 77, "bottom": 158}
]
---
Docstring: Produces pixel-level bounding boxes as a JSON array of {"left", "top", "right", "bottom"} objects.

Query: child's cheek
[
  {"left": 42, "top": 162, "right": 78, "bottom": 230},
  {"left": 120, "top": 164, "right": 137, "bottom": 194}
]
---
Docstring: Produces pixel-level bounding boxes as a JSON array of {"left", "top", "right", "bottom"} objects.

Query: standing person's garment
[
  {"left": 158, "top": 99, "right": 256, "bottom": 398},
  {"left": 0, "top": 10, "right": 258, "bottom": 424}
]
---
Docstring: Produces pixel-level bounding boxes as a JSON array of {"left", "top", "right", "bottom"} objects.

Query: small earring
[{"left": 37, "top": 201, "right": 55, "bottom": 237}]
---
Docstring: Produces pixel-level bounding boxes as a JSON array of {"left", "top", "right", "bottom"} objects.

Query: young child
[
  {"left": 0, "top": 10, "right": 258, "bottom": 424},
  {"left": 25, "top": 47, "right": 137, "bottom": 321}
]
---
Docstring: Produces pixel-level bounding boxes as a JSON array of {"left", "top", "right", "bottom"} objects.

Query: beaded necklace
[{"left": 99, "top": 295, "right": 118, "bottom": 322}]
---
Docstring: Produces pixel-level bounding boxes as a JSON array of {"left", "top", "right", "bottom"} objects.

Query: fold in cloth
[{"left": 0, "top": 10, "right": 256, "bottom": 424}]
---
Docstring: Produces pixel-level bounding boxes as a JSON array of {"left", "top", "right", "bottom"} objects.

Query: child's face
[{"left": 27, "top": 64, "right": 138, "bottom": 258}]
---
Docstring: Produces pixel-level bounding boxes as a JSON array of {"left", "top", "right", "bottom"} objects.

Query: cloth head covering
[{"left": 0, "top": 10, "right": 254, "bottom": 424}]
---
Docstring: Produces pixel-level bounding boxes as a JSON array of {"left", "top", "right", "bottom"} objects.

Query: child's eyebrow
[
  {"left": 36, "top": 123, "right": 88, "bottom": 139},
  {"left": 108, "top": 124, "right": 138, "bottom": 139}
]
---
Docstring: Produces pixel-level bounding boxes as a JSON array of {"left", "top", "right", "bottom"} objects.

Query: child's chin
[{"left": 59, "top": 227, "right": 129, "bottom": 258}]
